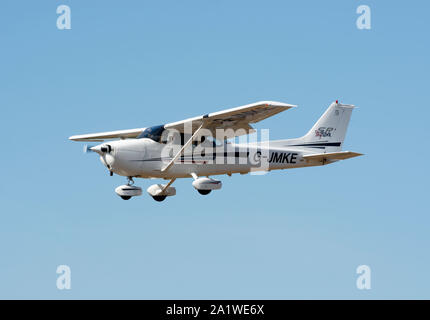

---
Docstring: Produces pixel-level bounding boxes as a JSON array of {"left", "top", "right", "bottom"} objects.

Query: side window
[
  {"left": 137, "top": 125, "right": 165, "bottom": 143},
  {"left": 160, "top": 129, "right": 171, "bottom": 144}
]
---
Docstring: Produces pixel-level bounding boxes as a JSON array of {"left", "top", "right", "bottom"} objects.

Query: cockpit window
[{"left": 137, "top": 125, "right": 165, "bottom": 143}]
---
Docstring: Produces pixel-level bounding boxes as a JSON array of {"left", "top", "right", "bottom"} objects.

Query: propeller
[{"left": 83, "top": 144, "right": 96, "bottom": 154}]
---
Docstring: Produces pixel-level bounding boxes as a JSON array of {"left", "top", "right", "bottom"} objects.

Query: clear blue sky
[{"left": 1, "top": 0, "right": 429, "bottom": 299}]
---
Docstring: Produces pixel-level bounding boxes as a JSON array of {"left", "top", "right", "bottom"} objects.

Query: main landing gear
[
  {"left": 191, "top": 173, "right": 222, "bottom": 196},
  {"left": 147, "top": 179, "right": 177, "bottom": 202},
  {"left": 197, "top": 189, "right": 211, "bottom": 195},
  {"left": 152, "top": 195, "right": 167, "bottom": 202}
]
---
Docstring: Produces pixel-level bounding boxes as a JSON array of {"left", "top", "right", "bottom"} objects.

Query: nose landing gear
[{"left": 115, "top": 177, "right": 142, "bottom": 200}]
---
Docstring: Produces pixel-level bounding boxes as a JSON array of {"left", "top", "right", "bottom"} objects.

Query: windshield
[{"left": 137, "top": 125, "right": 165, "bottom": 143}]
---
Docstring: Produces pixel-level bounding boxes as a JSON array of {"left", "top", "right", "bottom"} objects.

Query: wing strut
[
  {"left": 161, "top": 123, "right": 204, "bottom": 172},
  {"left": 160, "top": 178, "right": 176, "bottom": 193}
]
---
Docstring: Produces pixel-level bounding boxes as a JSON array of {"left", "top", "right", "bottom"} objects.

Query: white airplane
[{"left": 69, "top": 100, "right": 362, "bottom": 202}]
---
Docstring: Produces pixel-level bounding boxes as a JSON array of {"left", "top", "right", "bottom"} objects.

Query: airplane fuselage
[{"left": 96, "top": 138, "right": 320, "bottom": 179}]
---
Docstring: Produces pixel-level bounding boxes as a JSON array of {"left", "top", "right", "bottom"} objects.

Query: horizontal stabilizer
[{"left": 303, "top": 151, "right": 363, "bottom": 163}]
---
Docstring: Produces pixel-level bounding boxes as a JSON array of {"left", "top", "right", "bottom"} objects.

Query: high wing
[
  {"left": 69, "top": 128, "right": 145, "bottom": 142},
  {"left": 69, "top": 100, "right": 295, "bottom": 142},
  {"left": 164, "top": 100, "right": 296, "bottom": 139}
]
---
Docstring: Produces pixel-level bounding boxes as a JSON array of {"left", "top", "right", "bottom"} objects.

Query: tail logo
[{"left": 315, "top": 127, "right": 334, "bottom": 138}]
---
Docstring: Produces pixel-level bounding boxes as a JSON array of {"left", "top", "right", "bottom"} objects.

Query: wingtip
[
  {"left": 261, "top": 101, "right": 297, "bottom": 108},
  {"left": 69, "top": 135, "right": 85, "bottom": 141}
]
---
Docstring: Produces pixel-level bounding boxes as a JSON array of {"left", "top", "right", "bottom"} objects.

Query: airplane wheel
[
  {"left": 121, "top": 196, "right": 132, "bottom": 200},
  {"left": 152, "top": 195, "right": 167, "bottom": 202},
  {"left": 197, "top": 189, "right": 211, "bottom": 195}
]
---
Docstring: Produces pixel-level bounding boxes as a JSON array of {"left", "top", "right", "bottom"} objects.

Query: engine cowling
[{"left": 192, "top": 177, "right": 222, "bottom": 191}]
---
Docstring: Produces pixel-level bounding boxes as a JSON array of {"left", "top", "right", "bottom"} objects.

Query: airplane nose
[
  {"left": 89, "top": 144, "right": 115, "bottom": 169},
  {"left": 90, "top": 145, "right": 102, "bottom": 154},
  {"left": 90, "top": 144, "right": 112, "bottom": 155}
]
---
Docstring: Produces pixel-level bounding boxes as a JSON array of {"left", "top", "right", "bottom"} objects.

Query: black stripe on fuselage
[
  {"left": 133, "top": 152, "right": 249, "bottom": 162},
  {"left": 287, "top": 142, "right": 342, "bottom": 148}
]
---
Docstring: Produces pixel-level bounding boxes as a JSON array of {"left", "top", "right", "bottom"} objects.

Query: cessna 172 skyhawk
[{"left": 69, "top": 100, "right": 362, "bottom": 202}]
